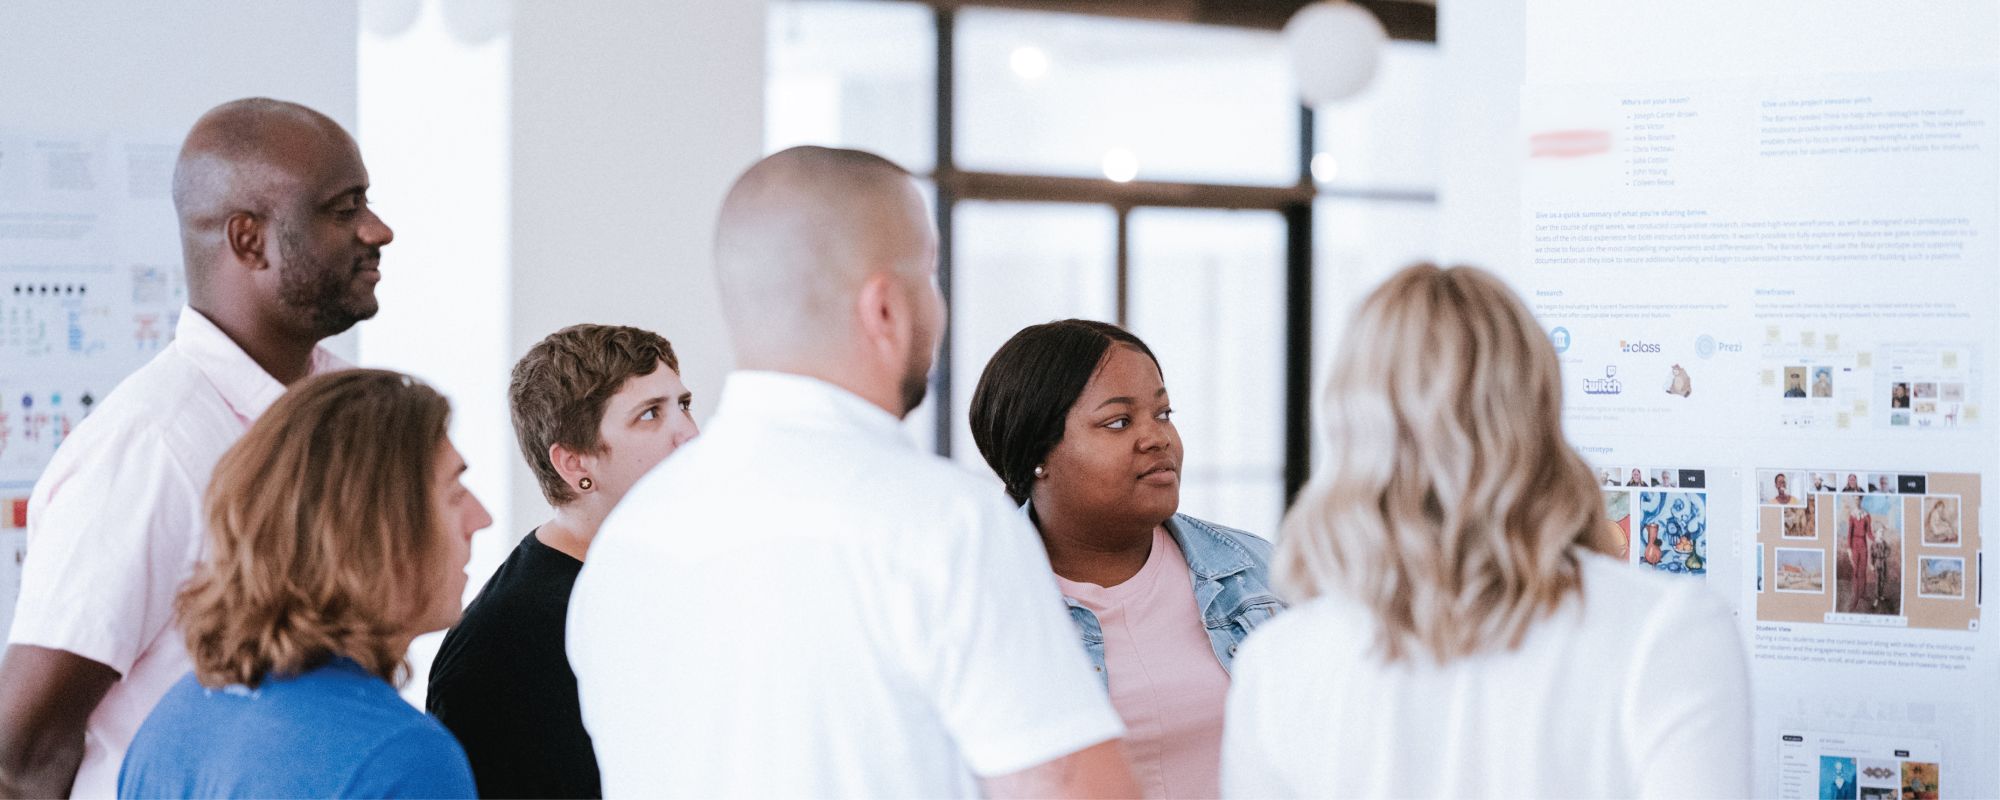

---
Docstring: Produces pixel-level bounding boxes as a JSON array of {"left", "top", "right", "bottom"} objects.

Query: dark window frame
[{"left": 901, "top": 0, "right": 1437, "bottom": 503}]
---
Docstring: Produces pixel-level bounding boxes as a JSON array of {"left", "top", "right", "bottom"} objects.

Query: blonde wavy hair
[
  {"left": 1278, "top": 264, "right": 1602, "bottom": 663},
  {"left": 178, "top": 369, "right": 452, "bottom": 687}
]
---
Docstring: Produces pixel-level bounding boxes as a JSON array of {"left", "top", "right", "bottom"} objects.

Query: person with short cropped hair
[
  {"left": 427, "top": 324, "right": 698, "bottom": 799},
  {"left": 118, "top": 370, "right": 491, "bottom": 798},
  {"left": 968, "top": 319, "right": 1281, "bottom": 799},
  {"left": 1220, "top": 264, "right": 1751, "bottom": 798},
  {"left": 567, "top": 146, "right": 1136, "bottom": 798}
]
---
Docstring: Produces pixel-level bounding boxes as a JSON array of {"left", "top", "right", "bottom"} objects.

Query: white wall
[
  {"left": 1434, "top": 0, "right": 1523, "bottom": 273},
  {"left": 0, "top": 1, "right": 362, "bottom": 359},
  {"left": 508, "top": 0, "right": 762, "bottom": 531}
]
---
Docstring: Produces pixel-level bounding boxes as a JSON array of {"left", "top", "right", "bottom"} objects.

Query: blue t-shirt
[{"left": 120, "top": 658, "right": 475, "bottom": 799}]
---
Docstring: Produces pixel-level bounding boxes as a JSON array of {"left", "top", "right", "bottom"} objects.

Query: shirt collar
[
  {"left": 175, "top": 306, "right": 348, "bottom": 423},
  {"left": 1021, "top": 501, "right": 1253, "bottom": 589},
  {"left": 711, "top": 370, "right": 910, "bottom": 446},
  {"left": 1163, "top": 514, "right": 1259, "bottom": 582}
]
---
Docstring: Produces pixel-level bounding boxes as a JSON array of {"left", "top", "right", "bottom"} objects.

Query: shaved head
[
  {"left": 173, "top": 98, "right": 389, "bottom": 339},
  {"left": 713, "top": 146, "right": 936, "bottom": 370}
]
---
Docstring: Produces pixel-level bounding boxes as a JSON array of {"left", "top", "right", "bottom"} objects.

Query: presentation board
[
  {"left": 1517, "top": 40, "right": 2000, "bottom": 798},
  {"left": 0, "top": 130, "right": 184, "bottom": 636}
]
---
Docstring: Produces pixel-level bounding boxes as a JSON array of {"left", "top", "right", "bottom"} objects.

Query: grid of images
[
  {"left": 1779, "top": 731, "right": 1940, "bottom": 800},
  {"left": 1760, "top": 328, "right": 1977, "bottom": 432},
  {"left": 1753, "top": 469, "right": 1981, "bottom": 631},
  {"left": 1599, "top": 467, "right": 1707, "bottom": 577}
]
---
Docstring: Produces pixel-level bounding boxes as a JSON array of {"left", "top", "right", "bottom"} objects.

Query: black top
[{"left": 428, "top": 530, "right": 601, "bottom": 799}]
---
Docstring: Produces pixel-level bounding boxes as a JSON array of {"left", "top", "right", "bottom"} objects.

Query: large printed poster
[
  {"left": 0, "top": 130, "right": 183, "bottom": 635},
  {"left": 1523, "top": 71, "right": 1999, "bottom": 796}
]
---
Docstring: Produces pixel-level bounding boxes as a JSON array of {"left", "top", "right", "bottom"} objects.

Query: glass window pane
[
  {"left": 1312, "top": 42, "right": 1440, "bottom": 192},
  {"left": 957, "top": 9, "right": 1299, "bottom": 186},
  {"left": 949, "top": 201, "right": 1118, "bottom": 471},
  {"left": 767, "top": 0, "right": 935, "bottom": 172},
  {"left": 1311, "top": 197, "right": 1439, "bottom": 469},
  {"left": 1128, "top": 208, "right": 1288, "bottom": 538}
]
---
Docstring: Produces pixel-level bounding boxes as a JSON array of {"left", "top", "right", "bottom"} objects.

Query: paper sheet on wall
[
  {"left": 1521, "top": 72, "right": 1999, "bottom": 797},
  {"left": 0, "top": 130, "right": 184, "bottom": 636}
]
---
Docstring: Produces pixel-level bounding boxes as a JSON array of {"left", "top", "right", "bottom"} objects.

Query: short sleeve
[
  {"left": 908, "top": 492, "right": 1124, "bottom": 777},
  {"left": 347, "top": 722, "right": 478, "bottom": 799},
  {"left": 1622, "top": 583, "right": 1753, "bottom": 799},
  {"left": 8, "top": 429, "right": 201, "bottom": 674}
]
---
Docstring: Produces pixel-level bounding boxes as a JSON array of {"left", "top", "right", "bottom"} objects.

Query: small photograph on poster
[
  {"left": 1775, "top": 548, "right": 1826, "bottom": 593},
  {"left": 1922, "top": 496, "right": 1960, "bottom": 546},
  {"left": 1621, "top": 467, "right": 1650, "bottom": 487},
  {"left": 1901, "top": 761, "right": 1940, "bottom": 800},
  {"left": 1638, "top": 491, "right": 1705, "bottom": 575},
  {"left": 1941, "top": 383, "right": 1965, "bottom": 402},
  {"left": 1889, "top": 382, "right": 1911, "bottom": 409},
  {"left": 1834, "top": 493, "right": 1902, "bottom": 616},
  {"left": 1918, "top": 557, "right": 1965, "bottom": 599},
  {"left": 1808, "top": 472, "right": 1838, "bottom": 493},
  {"left": 1756, "top": 544, "right": 1765, "bottom": 593},
  {"left": 1663, "top": 363, "right": 1692, "bottom": 398},
  {"left": 1653, "top": 468, "right": 1678, "bottom": 488},
  {"left": 1913, "top": 382, "right": 1937, "bottom": 400},
  {"left": 1835, "top": 472, "right": 1867, "bottom": 493},
  {"left": 1869, "top": 474, "right": 1894, "bottom": 493},
  {"left": 1599, "top": 468, "right": 1623, "bottom": 487},
  {"left": 1819, "top": 756, "right": 1858, "bottom": 799},
  {"left": 1811, "top": 366, "right": 1834, "bottom": 398},
  {"left": 1783, "top": 496, "right": 1818, "bottom": 540},
  {"left": 1760, "top": 470, "right": 1804, "bottom": 506},
  {"left": 1782, "top": 366, "right": 1809, "bottom": 399},
  {"left": 1603, "top": 490, "right": 1631, "bottom": 560},
  {"left": 1856, "top": 758, "right": 1897, "bottom": 788}
]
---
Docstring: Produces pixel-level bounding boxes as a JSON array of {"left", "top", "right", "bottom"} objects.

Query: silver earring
[
  {"left": 579, "top": 477, "right": 594, "bottom": 491},
  {"left": 1034, "top": 466, "right": 1045, "bottom": 478}
]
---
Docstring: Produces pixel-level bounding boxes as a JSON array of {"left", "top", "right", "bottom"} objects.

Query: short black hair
[{"left": 969, "top": 319, "right": 1162, "bottom": 504}]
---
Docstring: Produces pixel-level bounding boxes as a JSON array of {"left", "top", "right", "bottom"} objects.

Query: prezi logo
[
  {"left": 1550, "top": 327, "right": 1572, "bottom": 354},
  {"left": 1583, "top": 365, "right": 1623, "bottom": 395},
  {"left": 1693, "top": 334, "right": 1741, "bottom": 359},
  {"left": 1619, "top": 339, "right": 1662, "bottom": 354}
]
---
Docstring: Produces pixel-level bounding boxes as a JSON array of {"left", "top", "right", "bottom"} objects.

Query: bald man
[
  {"left": 568, "top": 147, "right": 1137, "bottom": 799},
  {"left": 0, "top": 98, "right": 391, "bottom": 798}
]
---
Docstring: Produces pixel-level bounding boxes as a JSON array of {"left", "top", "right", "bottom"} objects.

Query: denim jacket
[{"left": 1055, "top": 513, "right": 1286, "bottom": 687}]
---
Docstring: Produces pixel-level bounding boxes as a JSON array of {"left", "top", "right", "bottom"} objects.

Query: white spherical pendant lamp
[{"left": 1283, "top": 1, "right": 1388, "bottom": 105}]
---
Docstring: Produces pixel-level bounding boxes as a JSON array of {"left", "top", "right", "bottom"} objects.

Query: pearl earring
[{"left": 1034, "top": 466, "right": 1046, "bottom": 478}]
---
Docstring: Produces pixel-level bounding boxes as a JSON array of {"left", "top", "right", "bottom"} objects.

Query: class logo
[
  {"left": 1583, "top": 365, "right": 1623, "bottom": 395},
  {"left": 1551, "top": 327, "right": 1571, "bottom": 354},
  {"left": 1619, "top": 339, "right": 1662, "bottom": 354}
]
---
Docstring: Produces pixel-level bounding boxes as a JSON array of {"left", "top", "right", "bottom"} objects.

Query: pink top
[
  {"left": 1056, "top": 526, "right": 1230, "bottom": 799},
  {"left": 8, "top": 307, "right": 344, "bottom": 798}
]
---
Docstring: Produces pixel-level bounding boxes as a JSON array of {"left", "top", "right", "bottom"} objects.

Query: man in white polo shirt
[
  {"left": 568, "top": 146, "right": 1136, "bottom": 798},
  {"left": 0, "top": 98, "right": 392, "bottom": 798}
]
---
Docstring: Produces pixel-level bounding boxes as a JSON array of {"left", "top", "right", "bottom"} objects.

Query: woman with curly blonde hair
[
  {"left": 119, "top": 370, "right": 492, "bottom": 798},
  {"left": 1220, "top": 264, "right": 1750, "bottom": 798}
]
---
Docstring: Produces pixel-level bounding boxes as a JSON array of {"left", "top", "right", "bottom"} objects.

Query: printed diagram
[
  {"left": 1754, "top": 469, "right": 1980, "bottom": 631},
  {"left": 1, "top": 132, "right": 187, "bottom": 494},
  {"left": 1760, "top": 328, "right": 1978, "bottom": 432}
]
